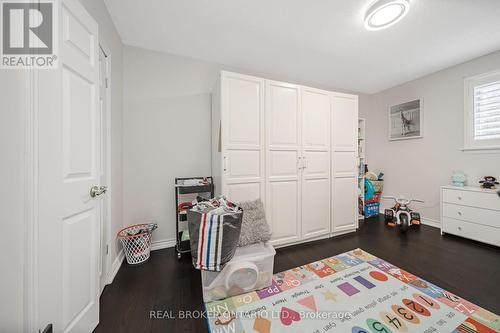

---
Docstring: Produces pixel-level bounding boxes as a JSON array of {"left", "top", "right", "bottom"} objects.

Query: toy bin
[
  {"left": 371, "top": 180, "right": 384, "bottom": 193},
  {"left": 117, "top": 223, "right": 158, "bottom": 265},
  {"left": 366, "top": 191, "right": 382, "bottom": 204},
  {"left": 364, "top": 202, "right": 380, "bottom": 218},
  {"left": 201, "top": 242, "right": 275, "bottom": 302}
]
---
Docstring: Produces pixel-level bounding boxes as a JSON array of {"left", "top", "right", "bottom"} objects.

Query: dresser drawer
[
  {"left": 442, "top": 217, "right": 500, "bottom": 246},
  {"left": 442, "top": 188, "right": 500, "bottom": 210},
  {"left": 442, "top": 203, "right": 500, "bottom": 228}
]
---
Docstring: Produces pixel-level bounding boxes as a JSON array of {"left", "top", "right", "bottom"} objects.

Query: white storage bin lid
[
  {"left": 230, "top": 242, "right": 276, "bottom": 262},
  {"left": 201, "top": 243, "right": 275, "bottom": 293}
]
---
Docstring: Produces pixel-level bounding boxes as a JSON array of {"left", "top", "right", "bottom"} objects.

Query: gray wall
[
  {"left": 123, "top": 46, "right": 217, "bottom": 244},
  {"left": 0, "top": 72, "right": 26, "bottom": 332},
  {"left": 360, "top": 50, "right": 500, "bottom": 223}
]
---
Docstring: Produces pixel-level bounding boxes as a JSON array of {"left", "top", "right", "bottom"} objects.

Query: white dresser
[{"left": 441, "top": 185, "right": 500, "bottom": 246}]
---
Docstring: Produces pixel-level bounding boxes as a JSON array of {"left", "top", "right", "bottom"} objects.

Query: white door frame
[
  {"left": 98, "top": 39, "right": 113, "bottom": 290},
  {"left": 24, "top": 65, "right": 39, "bottom": 333},
  {"left": 22, "top": 7, "right": 113, "bottom": 333}
]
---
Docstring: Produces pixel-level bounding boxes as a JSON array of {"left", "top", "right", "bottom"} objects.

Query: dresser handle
[
  {"left": 458, "top": 226, "right": 462, "bottom": 231},
  {"left": 458, "top": 211, "right": 462, "bottom": 216},
  {"left": 457, "top": 196, "right": 462, "bottom": 200}
]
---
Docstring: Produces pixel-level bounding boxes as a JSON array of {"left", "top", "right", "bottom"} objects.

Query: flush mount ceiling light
[{"left": 364, "top": 0, "right": 410, "bottom": 31}]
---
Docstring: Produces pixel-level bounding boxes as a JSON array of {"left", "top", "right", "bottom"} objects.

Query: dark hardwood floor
[{"left": 95, "top": 216, "right": 500, "bottom": 332}]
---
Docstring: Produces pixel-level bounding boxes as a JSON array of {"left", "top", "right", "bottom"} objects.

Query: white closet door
[
  {"left": 301, "top": 87, "right": 331, "bottom": 240},
  {"left": 331, "top": 94, "right": 359, "bottom": 233},
  {"left": 221, "top": 72, "right": 265, "bottom": 202},
  {"left": 266, "top": 81, "right": 302, "bottom": 246}
]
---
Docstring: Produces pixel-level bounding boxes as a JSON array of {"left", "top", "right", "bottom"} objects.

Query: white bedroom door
[
  {"left": 301, "top": 87, "right": 331, "bottom": 240},
  {"left": 37, "top": 0, "right": 102, "bottom": 331},
  {"left": 266, "top": 81, "right": 302, "bottom": 246},
  {"left": 331, "top": 94, "right": 359, "bottom": 233},
  {"left": 99, "top": 45, "right": 110, "bottom": 293}
]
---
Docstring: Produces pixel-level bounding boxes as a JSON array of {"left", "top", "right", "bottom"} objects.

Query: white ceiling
[{"left": 104, "top": 0, "right": 500, "bottom": 94}]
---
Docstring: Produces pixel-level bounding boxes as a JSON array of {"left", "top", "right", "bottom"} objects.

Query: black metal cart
[{"left": 174, "top": 177, "right": 214, "bottom": 259}]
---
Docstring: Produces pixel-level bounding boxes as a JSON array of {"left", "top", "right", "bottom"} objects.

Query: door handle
[
  {"left": 90, "top": 185, "right": 107, "bottom": 198},
  {"left": 298, "top": 156, "right": 308, "bottom": 169}
]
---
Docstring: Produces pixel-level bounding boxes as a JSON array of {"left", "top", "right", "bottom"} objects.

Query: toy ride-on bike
[{"left": 383, "top": 196, "right": 423, "bottom": 233}]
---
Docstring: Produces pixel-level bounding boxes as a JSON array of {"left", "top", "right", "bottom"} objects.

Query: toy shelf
[
  {"left": 358, "top": 118, "right": 366, "bottom": 220},
  {"left": 174, "top": 177, "right": 214, "bottom": 259},
  {"left": 177, "top": 184, "right": 214, "bottom": 195}
]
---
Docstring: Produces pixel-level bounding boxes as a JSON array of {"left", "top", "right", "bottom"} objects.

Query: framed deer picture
[{"left": 389, "top": 99, "right": 423, "bottom": 140}]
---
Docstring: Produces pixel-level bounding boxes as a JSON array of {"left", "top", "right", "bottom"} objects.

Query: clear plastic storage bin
[{"left": 201, "top": 242, "right": 275, "bottom": 302}]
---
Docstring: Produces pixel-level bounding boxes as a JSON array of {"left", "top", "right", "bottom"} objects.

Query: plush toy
[{"left": 479, "top": 176, "right": 499, "bottom": 189}]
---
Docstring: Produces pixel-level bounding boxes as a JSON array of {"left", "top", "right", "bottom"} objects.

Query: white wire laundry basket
[{"left": 117, "top": 223, "right": 158, "bottom": 265}]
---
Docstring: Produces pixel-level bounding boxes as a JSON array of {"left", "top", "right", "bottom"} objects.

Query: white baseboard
[
  {"left": 107, "top": 249, "right": 124, "bottom": 285},
  {"left": 105, "top": 239, "right": 175, "bottom": 285},
  {"left": 151, "top": 238, "right": 176, "bottom": 251},
  {"left": 421, "top": 218, "right": 441, "bottom": 229},
  {"left": 378, "top": 202, "right": 441, "bottom": 230}
]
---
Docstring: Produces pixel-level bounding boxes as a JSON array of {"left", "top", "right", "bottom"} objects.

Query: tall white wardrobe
[{"left": 212, "top": 71, "right": 358, "bottom": 247}]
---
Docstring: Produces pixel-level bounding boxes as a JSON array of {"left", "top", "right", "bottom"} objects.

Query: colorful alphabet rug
[{"left": 205, "top": 248, "right": 500, "bottom": 333}]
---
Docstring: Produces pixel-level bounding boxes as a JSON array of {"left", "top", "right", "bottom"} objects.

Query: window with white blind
[{"left": 464, "top": 71, "right": 500, "bottom": 150}]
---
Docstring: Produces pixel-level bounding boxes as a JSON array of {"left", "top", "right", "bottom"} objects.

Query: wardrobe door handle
[{"left": 223, "top": 156, "right": 227, "bottom": 172}]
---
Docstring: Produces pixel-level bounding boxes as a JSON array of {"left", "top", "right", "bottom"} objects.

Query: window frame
[{"left": 464, "top": 70, "right": 500, "bottom": 152}]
